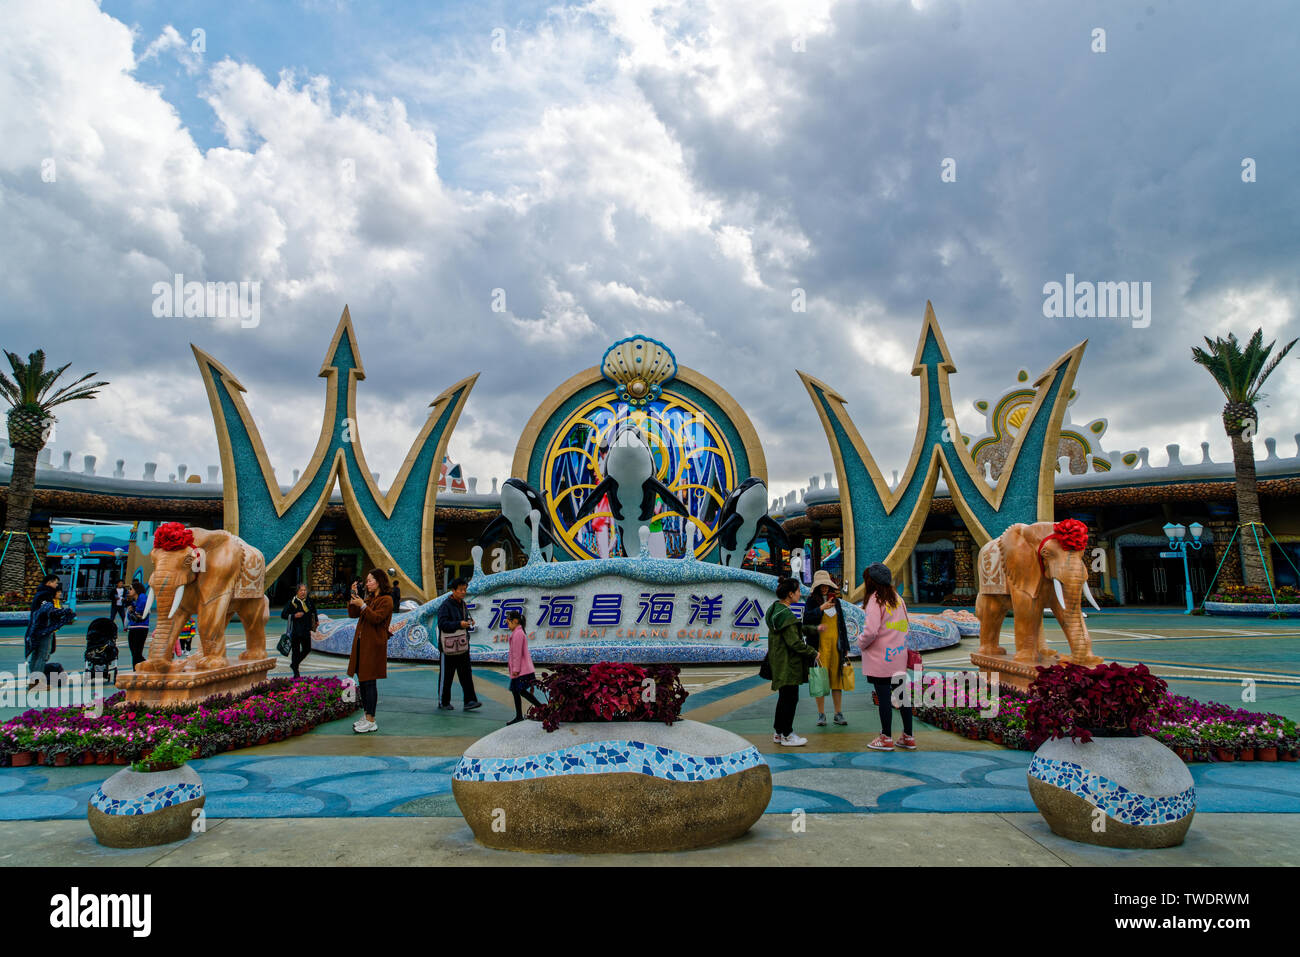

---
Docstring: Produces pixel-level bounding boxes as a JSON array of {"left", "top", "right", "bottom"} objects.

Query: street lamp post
[{"left": 1163, "top": 522, "right": 1204, "bottom": 614}]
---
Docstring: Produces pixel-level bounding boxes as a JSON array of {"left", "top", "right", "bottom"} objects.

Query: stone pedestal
[
  {"left": 453, "top": 720, "right": 770, "bottom": 853},
  {"left": 970, "top": 650, "right": 1052, "bottom": 692},
  {"left": 114, "top": 657, "right": 277, "bottom": 706}
]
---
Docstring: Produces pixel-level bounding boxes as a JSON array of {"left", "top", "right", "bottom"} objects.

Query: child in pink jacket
[
  {"left": 505, "top": 609, "right": 541, "bottom": 725},
  {"left": 856, "top": 562, "right": 915, "bottom": 752}
]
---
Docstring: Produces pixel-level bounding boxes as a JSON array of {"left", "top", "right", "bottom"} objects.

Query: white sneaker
[
  {"left": 773, "top": 732, "right": 783, "bottom": 743},
  {"left": 354, "top": 720, "right": 378, "bottom": 734},
  {"left": 779, "top": 733, "right": 807, "bottom": 747}
]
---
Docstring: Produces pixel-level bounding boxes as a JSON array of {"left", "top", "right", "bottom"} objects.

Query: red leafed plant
[
  {"left": 154, "top": 522, "right": 195, "bottom": 552},
  {"left": 530, "top": 662, "right": 689, "bottom": 732},
  {"left": 1025, "top": 662, "right": 1167, "bottom": 746}
]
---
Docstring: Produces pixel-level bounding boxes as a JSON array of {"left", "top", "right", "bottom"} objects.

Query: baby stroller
[{"left": 84, "top": 617, "right": 120, "bottom": 685}]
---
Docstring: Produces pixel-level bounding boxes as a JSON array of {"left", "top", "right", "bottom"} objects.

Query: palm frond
[
  {"left": 44, "top": 384, "right": 109, "bottom": 408},
  {"left": 43, "top": 371, "right": 101, "bottom": 404},
  {"left": 1248, "top": 337, "right": 1298, "bottom": 403}
]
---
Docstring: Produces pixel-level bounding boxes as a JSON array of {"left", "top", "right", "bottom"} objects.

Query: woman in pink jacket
[
  {"left": 505, "top": 609, "right": 542, "bottom": 725},
  {"left": 856, "top": 562, "right": 916, "bottom": 752}
]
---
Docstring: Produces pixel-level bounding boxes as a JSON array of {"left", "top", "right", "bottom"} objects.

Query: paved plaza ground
[{"left": 2, "top": 603, "right": 1299, "bottom": 866}]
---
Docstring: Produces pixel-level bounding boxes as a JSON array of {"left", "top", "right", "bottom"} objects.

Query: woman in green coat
[{"left": 766, "top": 577, "right": 820, "bottom": 747}]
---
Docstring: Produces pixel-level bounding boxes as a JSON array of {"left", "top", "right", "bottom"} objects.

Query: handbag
[
  {"left": 807, "top": 665, "right": 830, "bottom": 698},
  {"left": 441, "top": 629, "right": 469, "bottom": 655},
  {"left": 277, "top": 632, "right": 292, "bottom": 657},
  {"left": 758, "top": 652, "right": 772, "bottom": 680}
]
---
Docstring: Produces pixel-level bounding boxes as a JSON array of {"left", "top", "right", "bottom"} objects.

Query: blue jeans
[{"left": 26, "top": 632, "right": 53, "bottom": 678}]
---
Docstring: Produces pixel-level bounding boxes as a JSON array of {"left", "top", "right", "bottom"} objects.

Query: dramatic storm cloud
[{"left": 1, "top": 0, "right": 1296, "bottom": 499}]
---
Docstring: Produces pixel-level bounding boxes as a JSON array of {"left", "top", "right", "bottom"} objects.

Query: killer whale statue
[
  {"left": 703, "top": 477, "right": 789, "bottom": 568},
  {"left": 573, "top": 425, "right": 690, "bottom": 557},
  {"left": 480, "top": 478, "right": 556, "bottom": 562}
]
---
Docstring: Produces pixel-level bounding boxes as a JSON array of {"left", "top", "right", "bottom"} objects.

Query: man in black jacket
[
  {"left": 24, "top": 574, "right": 60, "bottom": 656},
  {"left": 436, "top": 578, "right": 480, "bottom": 712},
  {"left": 110, "top": 579, "right": 128, "bottom": 627},
  {"left": 280, "top": 583, "right": 318, "bottom": 678}
]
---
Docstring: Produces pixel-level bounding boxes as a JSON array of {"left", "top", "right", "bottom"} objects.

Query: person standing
[
  {"left": 802, "top": 569, "right": 851, "bottom": 727},
  {"left": 26, "top": 583, "right": 75, "bottom": 690},
  {"left": 110, "top": 579, "right": 128, "bottom": 628},
  {"left": 125, "top": 580, "right": 150, "bottom": 668},
  {"left": 23, "top": 573, "right": 60, "bottom": 662},
  {"left": 388, "top": 568, "right": 402, "bottom": 610},
  {"left": 281, "top": 582, "right": 318, "bottom": 678},
  {"left": 766, "top": 577, "right": 819, "bottom": 747},
  {"left": 347, "top": 568, "right": 393, "bottom": 734},
  {"left": 436, "top": 577, "right": 481, "bottom": 711},
  {"left": 504, "top": 608, "right": 541, "bottom": 725},
  {"left": 857, "top": 562, "right": 916, "bottom": 752}
]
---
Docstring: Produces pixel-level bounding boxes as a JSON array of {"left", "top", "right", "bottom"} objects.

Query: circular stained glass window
[{"left": 542, "top": 394, "right": 737, "bottom": 560}]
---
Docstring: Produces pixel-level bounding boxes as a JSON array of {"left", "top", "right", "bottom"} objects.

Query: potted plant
[
  {"left": 1025, "top": 662, "right": 1195, "bottom": 849},
  {"left": 87, "top": 738, "right": 205, "bottom": 849},
  {"left": 6, "top": 727, "right": 36, "bottom": 767}
]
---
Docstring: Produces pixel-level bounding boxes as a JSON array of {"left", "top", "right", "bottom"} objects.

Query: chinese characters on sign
[{"left": 473, "top": 589, "right": 772, "bottom": 643}]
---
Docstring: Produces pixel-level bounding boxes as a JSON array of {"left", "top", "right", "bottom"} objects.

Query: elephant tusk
[
  {"left": 168, "top": 583, "right": 186, "bottom": 619},
  {"left": 1052, "top": 578, "right": 1067, "bottom": 610},
  {"left": 142, "top": 588, "right": 155, "bottom": 621},
  {"left": 1082, "top": 581, "right": 1102, "bottom": 612}
]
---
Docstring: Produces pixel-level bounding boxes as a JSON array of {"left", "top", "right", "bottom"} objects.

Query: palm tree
[
  {"left": 1191, "top": 330, "right": 1297, "bottom": 589},
  {"left": 0, "top": 351, "right": 108, "bottom": 594}
]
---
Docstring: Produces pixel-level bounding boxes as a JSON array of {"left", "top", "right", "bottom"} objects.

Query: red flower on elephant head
[{"left": 154, "top": 522, "right": 195, "bottom": 552}]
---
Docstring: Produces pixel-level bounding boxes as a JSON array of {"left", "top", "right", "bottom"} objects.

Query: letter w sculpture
[
  {"left": 193, "top": 306, "right": 477, "bottom": 603},
  {"left": 799, "top": 302, "right": 1085, "bottom": 603}
]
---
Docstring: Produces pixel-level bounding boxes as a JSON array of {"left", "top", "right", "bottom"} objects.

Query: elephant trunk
[
  {"left": 1051, "top": 568, "right": 1088, "bottom": 657},
  {"left": 145, "top": 578, "right": 187, "bottom": 659}
]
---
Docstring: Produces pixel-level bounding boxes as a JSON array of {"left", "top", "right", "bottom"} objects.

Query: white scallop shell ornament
[{"left": 601, "top": 336, "right": 677, "bottom": 407}]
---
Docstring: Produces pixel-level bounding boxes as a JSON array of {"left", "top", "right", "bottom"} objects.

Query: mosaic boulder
[
  {"left": 452, "top": 720, "right": 770, "bottom": 853},
  {"left": 1027, "top": 735, "right": 1195, "bottom": 848},
  {"left": 906, "top": 614, "right": 962, "bottom": 650},
  {"left": 87, "top": 765, "right": 205, "bottom": 849}
]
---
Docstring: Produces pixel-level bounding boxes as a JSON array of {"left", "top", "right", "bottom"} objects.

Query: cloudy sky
[{"left": 2, "top": 0, "right": 1297, "bottom": 503}]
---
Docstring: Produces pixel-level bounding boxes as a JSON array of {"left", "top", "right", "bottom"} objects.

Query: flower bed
[
  {"left": 530, "top": 662, "right": 689, "bottom": 732},
  {"left": 908, "top": 670, "right": 1299, "bottom": 763},
  {"left": 1206, "top": 584, "right": 1300, "bottom": 604},
  {"left": 0, "top": 677, "right": 358, "bottom": 767}
]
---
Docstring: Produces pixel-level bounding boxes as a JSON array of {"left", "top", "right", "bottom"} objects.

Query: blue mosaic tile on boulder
[
  {"left": 1026, "top": 736, "right": 1196, "bottom": 848},
  {"left": 452, "top": 719, "right": 772, "bottom": 852}
]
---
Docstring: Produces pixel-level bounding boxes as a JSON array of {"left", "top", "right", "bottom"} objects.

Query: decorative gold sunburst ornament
[{"left": 601, "top": 336, "right": 677, "bottom": 407}]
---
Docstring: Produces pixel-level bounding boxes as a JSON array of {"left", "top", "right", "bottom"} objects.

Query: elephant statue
[
  {"left": 974, "top": 519, "right": 1102, "bottom": 667},
  {"left": 136, "top": 523, "right": 270, "bottom": 673}
]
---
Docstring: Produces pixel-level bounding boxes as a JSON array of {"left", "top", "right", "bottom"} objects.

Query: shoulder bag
[{"left": 441, "top": 629, "right": 469, "bottom": 655}]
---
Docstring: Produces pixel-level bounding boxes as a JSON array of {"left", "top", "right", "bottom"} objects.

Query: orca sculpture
[
  {"left": 480, "top": 478, "right": 556, "bottom": 562},
  {"left": 703, "top": 477, "right": 789, "bottom": 568},
  {"left": 572, "top": 425, "right": 689, "bottom": 557}
]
